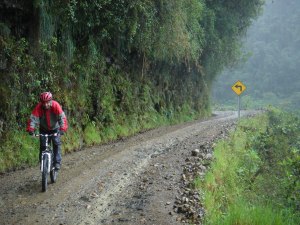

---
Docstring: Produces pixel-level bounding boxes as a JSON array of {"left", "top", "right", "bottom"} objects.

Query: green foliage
[
  {"left": 62, "top": 127, "right": 81, "bottom": 153},
  {"left": 0, "top": 0, "right": 264, "bottom": 171},
  {"left": 0, "top": 131, "right": 39, "bottom": 171},
  {"left": 83, "top": 122, "right": 101, "bottom": 146},
  {"left": 250, "top": 108, "right": 300, "bottom": 209},
  {"left": 201, "top": 0, "right": 264, "bottom": 78},
  {"left": 202, "top": 109, "right": 300, "bottom": 224},
  {"left": 150, "top": 0, "right": 206, "bottom": 63},
  {"left": 0, "top": 37, "right": 38, "bottom": 131},
  {"left": 221, "top": 201, "right": 296, "bottom": 225}
]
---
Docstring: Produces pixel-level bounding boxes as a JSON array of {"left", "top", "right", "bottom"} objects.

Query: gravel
[{"left": 0, "top": 111, "right": 256, "bottom": 225}]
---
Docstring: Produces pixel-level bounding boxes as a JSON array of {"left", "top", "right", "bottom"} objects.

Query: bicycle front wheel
[
  {"left": 42, "top": 154, "right": 49, "bottom": 192},
  {"left": 50, "top": 168, "right": 57, "bottom": 183}
]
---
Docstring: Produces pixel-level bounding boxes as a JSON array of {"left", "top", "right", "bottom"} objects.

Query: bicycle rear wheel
[{"left": 42, "top": 155, "right": 49, "bottom": 192}]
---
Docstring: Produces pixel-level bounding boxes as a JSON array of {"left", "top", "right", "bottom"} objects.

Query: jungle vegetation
[{"left": 0, "top": 0, "right": 264, "bottom": 171}]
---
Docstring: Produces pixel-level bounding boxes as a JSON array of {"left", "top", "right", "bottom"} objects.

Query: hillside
[{"left": 0, "top": 0, "right": 264, "bottom": 171}]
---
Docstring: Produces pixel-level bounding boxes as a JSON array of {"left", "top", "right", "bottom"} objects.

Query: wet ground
[{"left": 0, "top": 111, "right": 256, "bottom": 225}]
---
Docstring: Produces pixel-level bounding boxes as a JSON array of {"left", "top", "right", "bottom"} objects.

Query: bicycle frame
[{"left": 38, "top": 134, "right": 56, "bottom": 173}]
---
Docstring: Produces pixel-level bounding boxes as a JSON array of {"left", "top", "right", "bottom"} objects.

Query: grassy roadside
[
  {"left": 0, "top": 107, "right": 209, "bottom": 172},
  {"left": 201, "top": 108, "right": 300, "bottom": 224}
]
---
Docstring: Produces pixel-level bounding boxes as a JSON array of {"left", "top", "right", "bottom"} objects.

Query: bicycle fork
[{"left": 41, "top": 152, "right": 52, "bottom": 173}]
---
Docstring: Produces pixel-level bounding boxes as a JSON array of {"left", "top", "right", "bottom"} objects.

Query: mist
[{"left": 212, "top": 0, "right": 300, "bottom": 111}]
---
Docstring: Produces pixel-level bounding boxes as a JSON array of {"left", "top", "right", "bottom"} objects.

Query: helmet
[{"left": 40, "top": 92, "right": 53, "bottom": 102}]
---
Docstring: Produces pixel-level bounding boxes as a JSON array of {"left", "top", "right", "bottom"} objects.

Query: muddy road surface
[{"left": 0, "top": 111, "right": 256, "bottom": 225}]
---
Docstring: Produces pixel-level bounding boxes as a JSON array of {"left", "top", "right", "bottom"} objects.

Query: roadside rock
[
  {"left": 173, "top": 121, "right": 235, "bottom": 224},
  {"left": 191, "top": 149, "right": 200, "bottom": 156}
]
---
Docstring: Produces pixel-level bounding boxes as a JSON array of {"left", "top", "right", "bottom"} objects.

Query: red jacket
[{"left": 26, "top": 100, "right": 68, "bottom": 132}]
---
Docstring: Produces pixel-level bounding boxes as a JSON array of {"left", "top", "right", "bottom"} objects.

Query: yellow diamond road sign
[{"left": 232, "top": 80, "right": 246, "bottom": 95}]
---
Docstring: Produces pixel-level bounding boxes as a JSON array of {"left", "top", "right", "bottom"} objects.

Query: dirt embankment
[{"left": 0, "top": 111, "right": 254, "bottom": 225}]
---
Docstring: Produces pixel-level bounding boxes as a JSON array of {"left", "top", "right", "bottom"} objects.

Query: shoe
[{"left": 54, "top": 163, "right": 61, "bottom": 170}]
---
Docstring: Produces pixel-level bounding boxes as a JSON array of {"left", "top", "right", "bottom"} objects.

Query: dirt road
[{"left": 0, "top": 111, "right": 253, "bottom": 225}]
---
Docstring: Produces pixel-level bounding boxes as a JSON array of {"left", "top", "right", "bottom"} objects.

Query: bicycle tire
[
  {"left": 42, "top": 154, "right": 49, "bottom": 192},
  {"left": 50, "top": 168, "right": 57, "bottom": 183}
]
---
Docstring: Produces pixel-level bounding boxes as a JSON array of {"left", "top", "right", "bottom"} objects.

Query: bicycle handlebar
[{"left": 34, "top": 133, "right": 59, "bottom": 137}]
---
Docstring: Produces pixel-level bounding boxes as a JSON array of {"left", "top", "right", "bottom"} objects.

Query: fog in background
[{"left": 212, "top": 0, "right": 300, "bottom": 111}]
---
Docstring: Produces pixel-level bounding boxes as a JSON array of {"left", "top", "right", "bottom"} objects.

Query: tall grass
[
  {"left": 202, "top": 109, "right": 300, "bottom": 225},
  {"left": 221, "top": 201, "right": 296, "bottom": 225}
]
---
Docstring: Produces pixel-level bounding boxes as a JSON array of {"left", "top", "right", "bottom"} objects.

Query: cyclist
[{"left": 26, "top": 92, "right": 68, "bottom": 170}]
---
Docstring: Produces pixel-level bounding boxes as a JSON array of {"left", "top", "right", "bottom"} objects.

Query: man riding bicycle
[{"left": 26, "top": 92, "right": 68, "bottom": 170}]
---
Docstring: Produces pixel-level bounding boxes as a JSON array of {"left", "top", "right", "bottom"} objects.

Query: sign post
[{"left": 231, "top": 80, "right": 246, "bottom": 119}]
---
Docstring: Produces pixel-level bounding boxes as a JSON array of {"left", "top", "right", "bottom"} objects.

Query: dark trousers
[{"left": 39, "top": 132, "right": 62, "bottom": 165}]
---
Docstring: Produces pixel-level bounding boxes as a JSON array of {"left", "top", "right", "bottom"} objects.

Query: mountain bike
[{"left": 36, "top": 133, "right": 59, "bottom": 192}]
